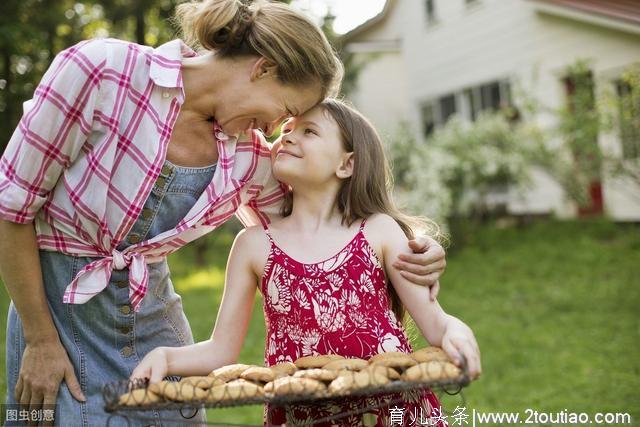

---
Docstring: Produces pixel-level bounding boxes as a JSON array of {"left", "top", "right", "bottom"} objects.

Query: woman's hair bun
[
  {"left": 175, "top": 0, "right": 257, "bottom": 52},
  {"left": 175, "top": 0, "right": 344, "bottom": 99}
]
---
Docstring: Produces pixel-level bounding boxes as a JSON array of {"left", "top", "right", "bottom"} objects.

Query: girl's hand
[
  {"left": 129, "top": 347, "right": 169, "bottom": 384},
  {"left": 441, "top": 319, "right": 482, "bottom": 380},
  {"left": 393, "top": 235, "right": 446, "bottom": 300}
]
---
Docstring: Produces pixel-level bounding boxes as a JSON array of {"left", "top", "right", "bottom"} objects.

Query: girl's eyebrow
[{"left": 300, "top": 120, "right": 319, "bottom": 127}]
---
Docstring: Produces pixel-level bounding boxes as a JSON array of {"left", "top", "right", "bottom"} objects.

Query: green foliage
[
  {"left": 0, "top": 0, "right": 182, "bottom": 153},
  {"left": 526, "top": 60, "right": 640, "bottom": 206},
  {"left": 387, "top": 112, "right": 537, "bottom": 227},
  {"left": 605, "top": 64, "right": 640, "bottom": 197}
]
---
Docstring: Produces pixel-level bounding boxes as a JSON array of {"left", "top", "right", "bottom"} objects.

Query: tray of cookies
[{"left": 104, "top": 347, "right": 469, "bottom": 414}]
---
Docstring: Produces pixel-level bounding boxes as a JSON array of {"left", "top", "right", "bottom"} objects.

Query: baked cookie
[
  {"left": 293, "top": 368, "right": 339, "bottom": 382},
  {"left": 206, "top": 379, "right": 265, "bottom": 402},
  {"left": 411, "top": 347, "right": 450, "bottom": 363},
  {"left": 270, "top": 362, "right": 298, "bottom": 376},
  {"left": 265, "top": 376, "right": 326, "bottom": 397},
  {"left": 241, "top": 366, "right": 275, "bottom": 383},
  {"left": 148, "top": 380, "right": 208, "bottom": 402},
  {"left": 209, "top": 364, "right": 251, "bottom": 382},
  {"left": 179, "top": 376, "right": 225, "bottom": 389},
  {"left": 294, "top": 354, "right": 344, "bottom": 369},
  {"left": 118, "top": 388, "right": 161, "bottom": 406},
  {"left": 401, "top": 361, "right": 462, "bottom": 382},
  {"left": 328, "top": 370, "right": 389, "bottom": 396},
  {"left": 364, "top": 364, "right": 401, "bottom": 380},
  {"left": 368, "top": 352, "right": 416, "bottom": 370},
  {"left": 323, "top": 358, "right": 368, "bottom": 372}
]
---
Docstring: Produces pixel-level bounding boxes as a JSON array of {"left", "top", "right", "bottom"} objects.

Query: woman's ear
[
  {"left": 336, "top": 152, "right": 354, "bottom": 179},
  {"left": 250, "top": 57, "right": 278, "bottom": 81}
]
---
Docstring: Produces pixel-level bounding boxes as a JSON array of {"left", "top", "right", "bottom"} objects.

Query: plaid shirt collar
[{"left": 149, "top": 39, "right": 197, "bottom": 89}]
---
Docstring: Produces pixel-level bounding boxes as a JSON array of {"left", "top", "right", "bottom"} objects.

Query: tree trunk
[
  {"left": 136, "top": 6, "right": 145, "bottom": 45},
  {"left": 1, "top": 48, "right": 12, "bottom": 155}
]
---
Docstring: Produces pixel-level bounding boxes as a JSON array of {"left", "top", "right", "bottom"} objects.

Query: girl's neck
[{"left": 286, "top": 186, "right": 344, "bottom": 232}]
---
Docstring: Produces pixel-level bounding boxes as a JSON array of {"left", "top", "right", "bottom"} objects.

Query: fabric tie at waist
[{"left": 63, "top": 249, "right": 149, "bottom": 311}]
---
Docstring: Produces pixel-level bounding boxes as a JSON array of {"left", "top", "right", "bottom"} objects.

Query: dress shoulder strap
[
  {"left": 263, "top": 225, "right": 275, "bottom": 245},
  {"left": 359, "top": 218, "right": 367, "bottom": 232}
]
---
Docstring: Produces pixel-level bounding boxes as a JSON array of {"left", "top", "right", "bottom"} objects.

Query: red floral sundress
[{"left": 260, "top": 219, "right": 447, "bottom": 427}]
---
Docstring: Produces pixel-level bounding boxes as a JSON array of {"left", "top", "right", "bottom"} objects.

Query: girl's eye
[
  {"left": 282, "top": 127, "right": 291, "bottom": 134},
  {"left": 304, "top": 128, "right": 316, "bottom": 135}
]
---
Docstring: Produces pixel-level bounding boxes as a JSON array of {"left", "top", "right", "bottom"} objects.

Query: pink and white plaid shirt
[{"left": 0, "top": 38, "right": 285, "bottom": 311}]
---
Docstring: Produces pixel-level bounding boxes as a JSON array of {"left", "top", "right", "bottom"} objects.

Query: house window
[
  {"left": 425, "top": 0, "right": 436, "bottom": 22},
  {"left": 616, "top": 79, "right": 640, "bottom": 159},
  {"left": 439, "top": 94, "right": 457, "bottom": 123},
  {"left": 466, "top": 80, "right": 511, "bottom": 121},
  {"left": 420, "top": 80, "right": 512, "bottom": 138},
  {"left": 421, "top": 103, "right": 435, "bottom": 138},
  {"left": 480, "top": 81, "right": 502, "bottom": 111}
]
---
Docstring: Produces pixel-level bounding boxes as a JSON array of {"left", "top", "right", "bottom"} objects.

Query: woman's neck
[{"left": 180, "top": 53, "right": 244, "bottom": 118}]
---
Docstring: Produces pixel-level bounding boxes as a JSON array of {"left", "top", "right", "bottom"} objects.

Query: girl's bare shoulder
[
  {"left": 233, "top": 226, "right": 271, "bottom": 271},
  {"left": 364, "top": 213, "right": 402, "bottom": 238},
  {"left": 235, "top": 226, "right": 270, "bottom": 249}
]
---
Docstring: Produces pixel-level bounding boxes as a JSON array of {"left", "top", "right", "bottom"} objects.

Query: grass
[{"left": 1, "top": 219, "right": 638, "bottom": 426}]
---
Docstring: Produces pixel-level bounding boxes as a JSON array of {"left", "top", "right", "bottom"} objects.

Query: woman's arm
[
  {"left": 130, "top": 228, "right": 261, "bottom": 382},
  {"left": 0, "top": 220, "right": 86, "bottom": 405},
  {"left": 0, "top": 40, "right": 107, "bottom": 410},
  {"left": 367, "top": 214, "right": 481, "bottom": 378}
]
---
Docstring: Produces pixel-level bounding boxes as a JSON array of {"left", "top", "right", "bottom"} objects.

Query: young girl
[{"left": 131, "top": 99, "right": 481, "bottom": 426}]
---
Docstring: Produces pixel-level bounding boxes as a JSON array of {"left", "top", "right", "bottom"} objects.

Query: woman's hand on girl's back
[{"left": 129, "top": 347, "right": 169, "bottom": 384}]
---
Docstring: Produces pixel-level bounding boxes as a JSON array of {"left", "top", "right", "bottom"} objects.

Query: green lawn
[{"left": 1, "top": 219, "right": 638, "bottom": 426}]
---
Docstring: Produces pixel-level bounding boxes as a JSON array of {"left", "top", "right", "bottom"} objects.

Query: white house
[{"left": 341, "top": 0, "right": 640, "bottom": 221}]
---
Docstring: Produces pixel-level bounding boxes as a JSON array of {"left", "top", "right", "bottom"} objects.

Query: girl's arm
[
  {"left": 366, "top": 214, "right": 481, "bottom": 378},
  {"left": 130, "top": 228, "right": 262, "bottom": 382}
]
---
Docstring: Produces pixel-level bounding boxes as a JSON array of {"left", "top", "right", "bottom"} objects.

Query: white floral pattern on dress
[{"left": 260, "top": 220, "right": 446, "bottom": 427}]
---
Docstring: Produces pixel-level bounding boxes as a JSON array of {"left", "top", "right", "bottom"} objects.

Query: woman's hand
[
  {"left": 441, "top": 318, "right": 482, "bottom": 380},
  {"left": 392, "top": 235, "right": 446, "bottom": 300},
  {"left": 16, "top": 337, "right": 86, "bottom": 414},
  {"left": 130, "top": 347, "right": 169, "bottom": 384}
]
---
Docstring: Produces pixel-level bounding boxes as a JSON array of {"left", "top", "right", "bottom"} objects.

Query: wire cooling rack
[{"left": 103, "top": 358, "right": 471, "bottom": 426}]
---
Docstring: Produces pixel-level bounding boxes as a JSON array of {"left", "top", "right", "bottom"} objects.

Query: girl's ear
[
  {"left": 250, "top": 57, "right": 278, "bottom": 81},
  {"left": 336, "top": 152, "right": 354, "bottom": 179}
]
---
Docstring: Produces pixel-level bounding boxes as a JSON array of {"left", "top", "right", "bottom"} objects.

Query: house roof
[
  {"left": 530, "top": 0, "right": 640, "bottom": 26},
  {"left": 341, "top": 0, "right": 640, "bottom": 45},
  {"left": 340, "top": 0, "right": 396, "bottom": 43}
]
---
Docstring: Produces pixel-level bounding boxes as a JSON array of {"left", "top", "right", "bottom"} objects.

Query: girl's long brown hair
[{"left": 281, "top": 98, "right": 443, "bottom": 322}]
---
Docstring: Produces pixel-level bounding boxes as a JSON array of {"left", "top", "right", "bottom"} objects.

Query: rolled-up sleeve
[{"left": 0, "top": 39, "right": 105, "bottom": 223}]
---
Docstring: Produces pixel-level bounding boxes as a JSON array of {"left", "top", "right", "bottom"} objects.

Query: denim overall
[{"left": 6, "top": 159, "right": 215, "bottom": 426}]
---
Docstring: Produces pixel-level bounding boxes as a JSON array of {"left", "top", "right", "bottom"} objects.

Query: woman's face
[
  {"left": 271, "top": 105, "right": 350, "bottom": 187},
  {"left": 215, "top": 58, "right": 322, "bottom": 136}
]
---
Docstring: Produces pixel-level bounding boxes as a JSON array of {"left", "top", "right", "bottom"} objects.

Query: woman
[{"left": 0, "top": 0, "right": 447, "bottom": 425}]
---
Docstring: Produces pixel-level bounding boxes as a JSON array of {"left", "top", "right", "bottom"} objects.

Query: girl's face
[
  {"left": 215, "top": 58, "right": 322, "bottom": 136},
  {"left": 272, "top": 105, "right": 353, "bottom": 187}
]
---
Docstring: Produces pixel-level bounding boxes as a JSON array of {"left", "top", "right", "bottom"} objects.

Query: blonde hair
[
  {"left": 281, "top": 99, "right": 444, "bottom": 322},
  {"left": 175, "top": 0, "right": 344, "bottom": 98}
]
